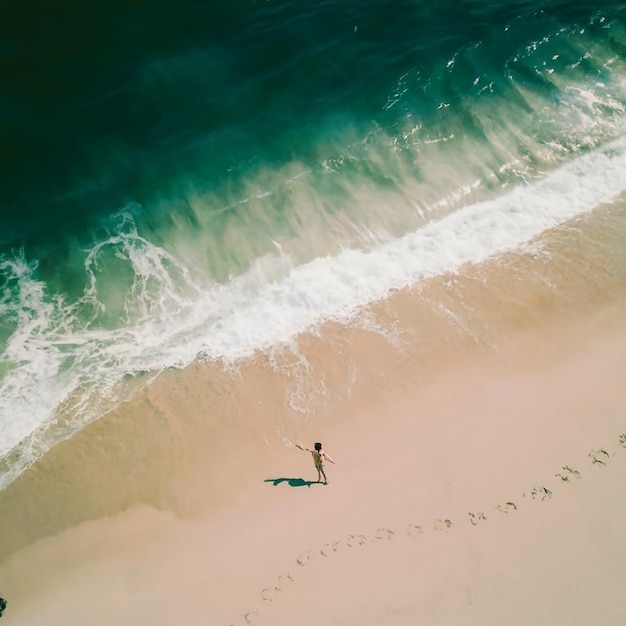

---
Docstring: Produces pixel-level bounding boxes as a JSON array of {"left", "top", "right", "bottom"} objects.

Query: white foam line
[{"left": 199, "top": 137, "right": 626, "bottom": 358}]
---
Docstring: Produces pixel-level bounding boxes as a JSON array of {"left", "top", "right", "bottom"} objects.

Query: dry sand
[{"left": 1, "top": 299, "right": 625, "bottom": 626}]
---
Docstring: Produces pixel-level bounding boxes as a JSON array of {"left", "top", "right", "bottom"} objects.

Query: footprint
[
  {"left": 257, "top": 573, "right": 294, "bottom": 609},
  {"left": 555, "top": 465, "right": 581, "bottom": 482},
  {"left": 244, "top": 610, "right": 259, "bottom": 624},
  {"left": 468, "top": 512, "right": 487, "bottom": 525},
  {"left": 321, "top": 542, "right": 341, "bottom": 556},
  {"left": 406, "top": 523, "right": 424, "bottom": 536},
  {"left": 276, "top": 573, "right": 293, "bottom": 586},
  {"left": 260, "top": 587, "right": 277, "bottom": 604},
  {"left": 434, "top": 518, "right": 453, "bottom": 531},
  {"left": 372, "top": 528, "right": 395, "bottom": 541},
  {"left": 530, "top": 487, "right": 552, "bottom": 501},
  {"left": 495, "top": 502, "right": 517, "bottom": 513},
  {"left": 589, "top": 449, "right": 610, "bottom": 466},
  {"left": 261, "top": 577, "right": 290, "bottom": 603},
  {"left": 346, "top": 534, "right": 367, "bottom": 547},
  {"left": 619, "top": 434, "right": 626, "bottom": 448},
  {"left": 296, "top": 552, "right": 313, "bottom": 567}
]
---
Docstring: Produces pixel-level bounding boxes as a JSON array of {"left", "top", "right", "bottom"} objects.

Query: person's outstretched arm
[{"left": 322, "top": 451, "right": 336, "bottom": 464}]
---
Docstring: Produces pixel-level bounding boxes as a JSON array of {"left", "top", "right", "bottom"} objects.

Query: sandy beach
[
  {"left": 1, "top": 287, "right": 625, "bottom": 625},
  {"left": 2, "top": 2, "right": 626, "bottom": 624},
  {"left": 1, "top": 203, "right": 626, "bottom": 626}
]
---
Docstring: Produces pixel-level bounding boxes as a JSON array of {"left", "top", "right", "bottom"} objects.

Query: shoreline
[{"left": 1, "top": 300, "right": 625, "bottom": 624}]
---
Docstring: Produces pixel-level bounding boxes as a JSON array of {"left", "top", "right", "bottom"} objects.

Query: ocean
[{"left": 1, "top": 0, "right": 626, "bottom": 545}]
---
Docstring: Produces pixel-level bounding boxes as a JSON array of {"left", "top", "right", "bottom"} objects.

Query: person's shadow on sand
[{"left": 264, "top": 477, "right": 318, "bottom": 488}]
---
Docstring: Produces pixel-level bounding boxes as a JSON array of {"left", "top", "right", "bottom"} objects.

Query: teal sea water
[{"left": 1, "top": 0, "right": 626, "bottom": 487}]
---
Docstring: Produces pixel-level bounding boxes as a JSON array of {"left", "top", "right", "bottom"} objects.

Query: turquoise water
[{"left": 1, "top": 0, "right": 626, "bottom": 484}]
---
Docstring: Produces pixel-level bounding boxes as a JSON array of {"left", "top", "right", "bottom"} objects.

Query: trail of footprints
[{"left": 231, "top": 434, "right": 626, "bottom": 625}]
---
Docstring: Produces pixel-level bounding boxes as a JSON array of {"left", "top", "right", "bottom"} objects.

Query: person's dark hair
[{"left": 314, "top": 442, "right": 322, "bottom": 451}]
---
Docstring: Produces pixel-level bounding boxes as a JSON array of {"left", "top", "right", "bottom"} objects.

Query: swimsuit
[{"left": 312, "top": 450, "right": 324, "bottom": 470}]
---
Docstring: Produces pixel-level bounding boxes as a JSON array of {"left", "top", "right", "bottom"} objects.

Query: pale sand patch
[{"left": 1, "top": 306, "right": 625, "bottom": 626}]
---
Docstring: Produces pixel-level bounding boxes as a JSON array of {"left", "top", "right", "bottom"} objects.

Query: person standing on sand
[{"left": 296, "top": 442, "right": 335, "bottom": 484}]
